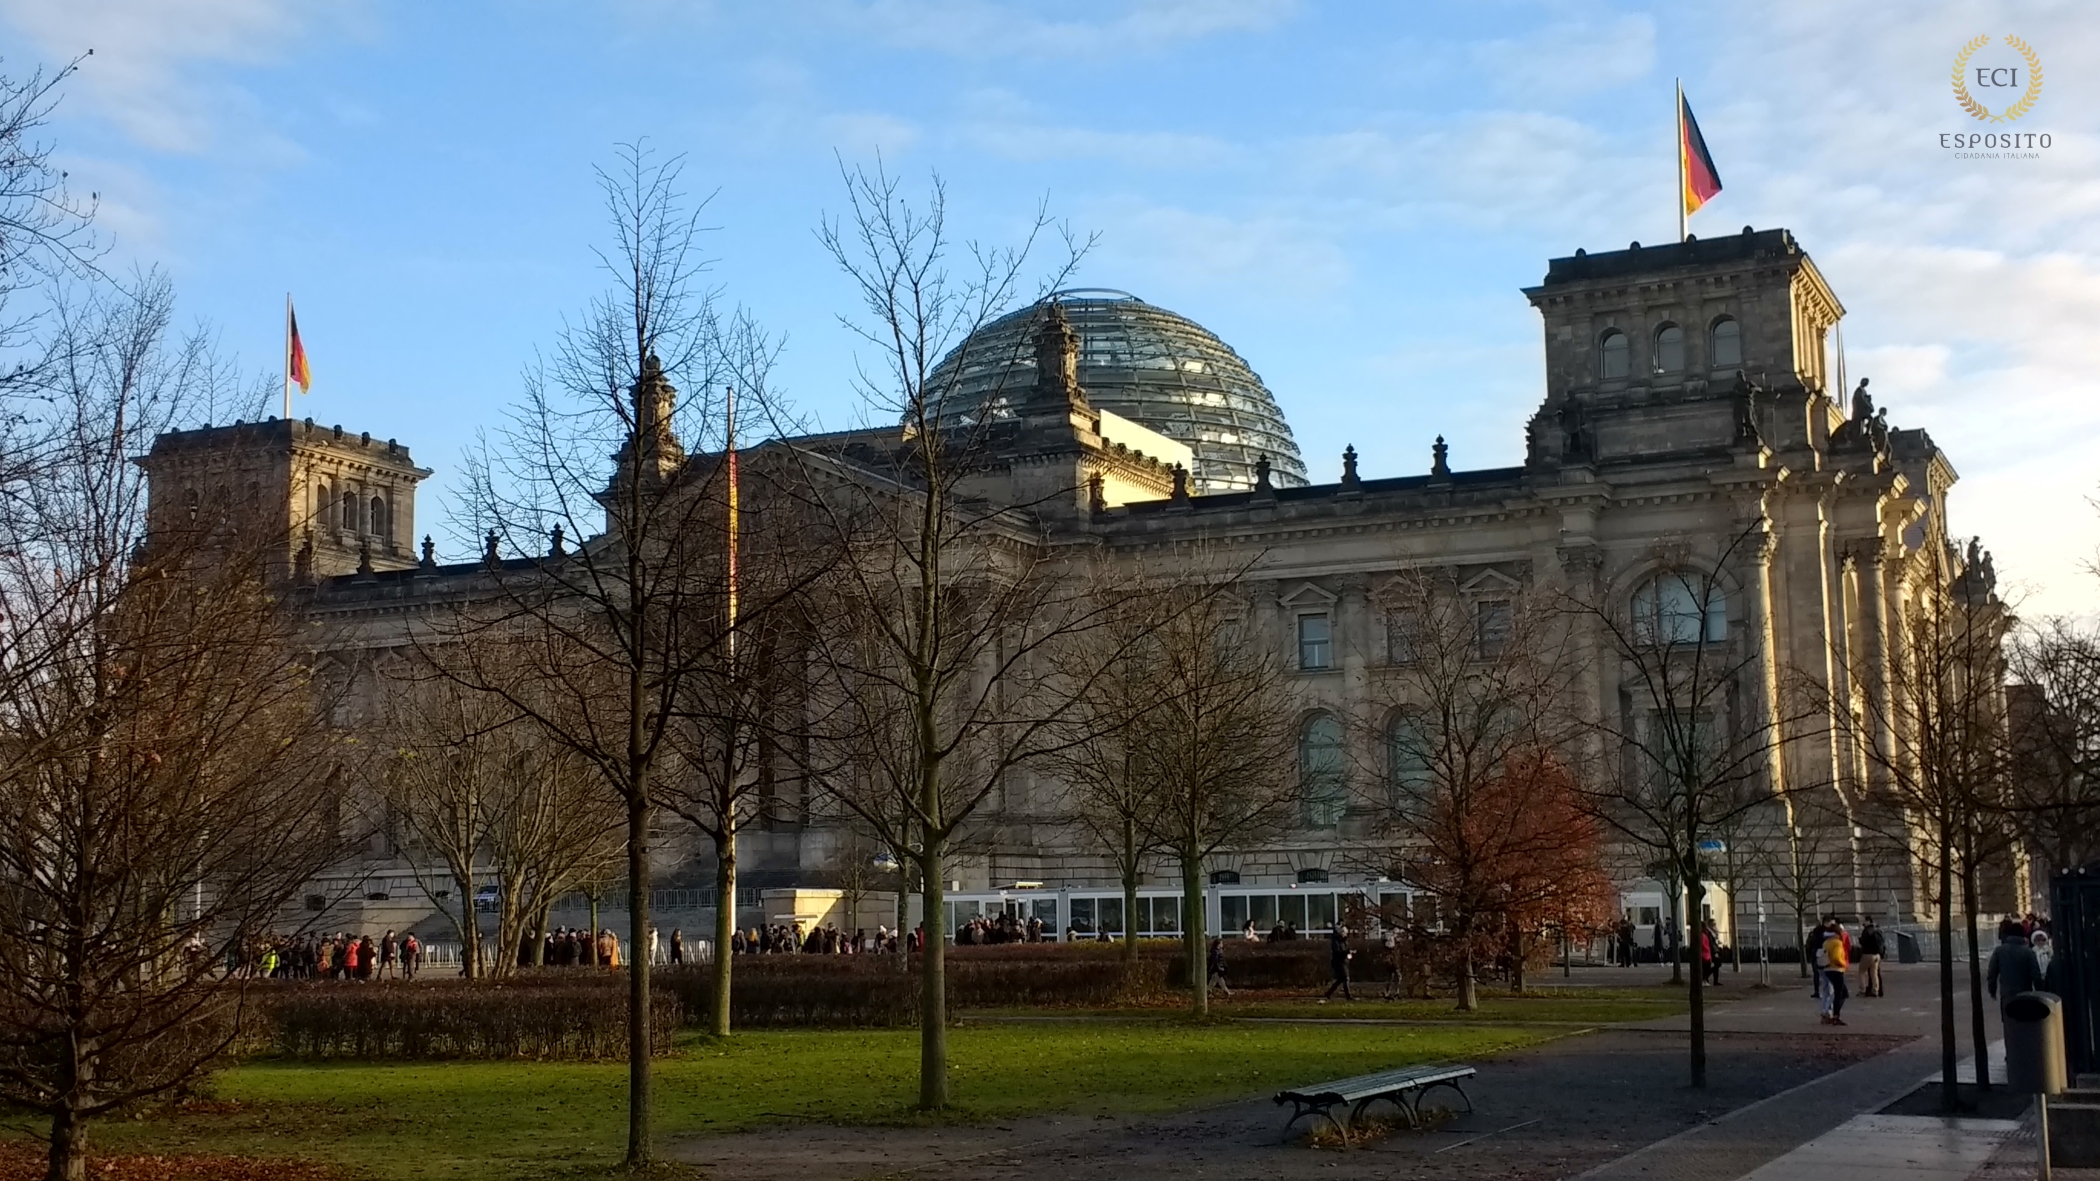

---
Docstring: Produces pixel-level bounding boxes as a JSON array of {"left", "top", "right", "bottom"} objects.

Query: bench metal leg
[
  {"left": 1277, "top": 1099, "right": 1350, "bottom": 1145},
  {"left": 1413, "top": 1079, "right": 1474, "bottom": 1117}
]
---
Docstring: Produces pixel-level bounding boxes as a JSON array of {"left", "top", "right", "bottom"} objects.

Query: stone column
[{"left": 1733, "top": 521, "right": 1784, "bottom": 797}]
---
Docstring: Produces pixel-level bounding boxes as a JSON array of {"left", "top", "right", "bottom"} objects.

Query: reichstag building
[{"left": 142, "top": 227, "right": 2008, "bottom": 948}]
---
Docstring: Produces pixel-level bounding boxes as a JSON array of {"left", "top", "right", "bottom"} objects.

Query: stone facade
[{"left": 145, "top": 227, "right": 2007, "bottom": 933}]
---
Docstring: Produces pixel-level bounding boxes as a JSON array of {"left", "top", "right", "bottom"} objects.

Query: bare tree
[
  {"left": 0, "top": 278, "right": 340, "bottom": 1181},
  {"left": 373, "top": 660, "right": 623, "bottom": 977},
  {"left": 1051, "top": 555, "right": 1295, "bottom": 1005},
  {"left": 1043, "top": 568, "right": 1173, "bottom": 964},
  {"left": 1826, "top": 539, "right": 2010, "bottom": 1109},
  {"left": 662, "top": 441, "right": 834, "bottom": 1035},
  {"left": 794, "top": 162, "right": 1130, "bottom": 1108},
  {"left": 444, "top": 142, "right": 786, "bottom": 1166},
  {"left": 1361, "top": 570, "right": 1592, "bottom": 1009},
  {"left": 1569, "top": 523, "right": 1806, "bottom": 1088},
  {"left": 2005, "top": 618, "right": 2100, "bottom": 879}
]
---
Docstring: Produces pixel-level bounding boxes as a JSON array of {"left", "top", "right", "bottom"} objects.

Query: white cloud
[
  {"left": 828, "top": 0, "right": 1297, "bottom": 58},
  {"left": 1471, "top": 13, "right": 1656, "bottom": 99},
  {"left": 0, "top": 0, "right": 323, "bottom": 153},
  {"left": 818, "top": 110, "right": 922, "bottom": 157},
  {"left": 1080, "top": 198, "right": 1348, "bottom": 299}
]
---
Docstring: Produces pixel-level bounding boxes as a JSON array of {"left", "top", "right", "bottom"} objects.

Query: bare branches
[{"left": 0, "top": 272, "right": 336, "bottom": 1180}]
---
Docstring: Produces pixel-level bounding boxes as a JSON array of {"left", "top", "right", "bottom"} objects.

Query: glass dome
[{"left": 926, "top": 290, "right": 1307, "bottom": 493}]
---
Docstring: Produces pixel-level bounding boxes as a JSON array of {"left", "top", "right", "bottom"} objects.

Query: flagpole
[
  {"left": 283, "top": 293, "right": 293, "bottom": 420},
  {"left": 725, "top": 384, "right": 739, "bottom": 662},
  {"left": 1675, "top": 78, "right": 1687, "bottom": 243}
]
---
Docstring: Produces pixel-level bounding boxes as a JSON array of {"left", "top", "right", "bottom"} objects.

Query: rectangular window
[
  {"left": 1384, "top": 611, "right": 1416, "bottom": 664},
  {"left": 1638, "top": 906, "right": 1661, "bottom": 927},
  {"left": 1249, "top": 894, "right": 1278, "bottom": 928},
  {"left": 1277, "top": 893, "right": 1307, "bottom": 931},
  {"left": 1147, "top": 896, "right": 1182, "bottom": 934},
  {"left": 1069, "top": 897, "right": 1096, "bottom": 935},
  {"left": 1307, "top": 892, "right": 1337, "bottom": 931},
  {"left": 1097, "top": 896, "right": 1125, "bottom": 937},
  {"left": 1297, "top": 613, "right": 1333, "bottom": 670},
  {"left": 1221, "top": 894, "right": 1249, "bottom": 933},
  {"left": 1475, "top": 600, "right": 1512, "bottom": 658}
]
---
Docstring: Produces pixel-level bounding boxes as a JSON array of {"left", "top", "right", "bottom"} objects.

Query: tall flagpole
[
  {"left": 283, "top": 293, "right": 293, "bottom": 420},
  {"left": 725, "top": 384, "right": 739, "bottom": 661},
  {"left": 1675, "top": 78, "right": 1688, "bottom": 244}
]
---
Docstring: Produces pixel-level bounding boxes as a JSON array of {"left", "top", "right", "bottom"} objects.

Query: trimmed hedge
[
  {"left": 260, "top": 978, "right": 681, "bottom": 1060},
  {"left": 660, "top": 944, "right": 1175, "bottom": 1027}
]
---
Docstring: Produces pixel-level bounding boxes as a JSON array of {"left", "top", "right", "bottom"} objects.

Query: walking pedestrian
[
  {"left": 1986, "top": 919, "right": 2042, "bottom": 1017},
  {"left": 401, "top": 931, "right": 421, "bottom": 980},
  {"left": 670, "top": 928, "right": 684, "bottom": 965},
  {"left": 1819, "top": 919, "right": 1850, "bottom": 1025},
  {"left": 1206, "top": 937, "right": 1231, "bottom": 997},
  {"left": 1320, "top": 924, "right": 1354, "bottom": 1002}
]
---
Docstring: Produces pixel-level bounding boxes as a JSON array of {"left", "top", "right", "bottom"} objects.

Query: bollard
[{"left": 2006, "top": 992, "right": 2068, "bottom": 1180}]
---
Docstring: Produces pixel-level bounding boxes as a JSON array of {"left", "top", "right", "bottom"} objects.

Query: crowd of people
[
  {"left": 525, "top": 927, "right": 625, "bottom": 968},
  {"left": 729, "top": 922, "right": 920, "bottom": 955},
  {"left": 243, "top": 930, "right": 423, "bottom": 980}
]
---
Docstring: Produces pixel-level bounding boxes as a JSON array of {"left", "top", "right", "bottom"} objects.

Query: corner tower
[
  {"left": 1522, "top": 227, "right": 1844, "bottom": 468},
  {"left": 139, "top": 417, "right": 432, "bottom": 581}
]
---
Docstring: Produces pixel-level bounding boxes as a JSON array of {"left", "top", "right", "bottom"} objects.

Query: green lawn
[
  {"left": 38, "top": 1022, "right": 1550, "bottom": 1180},
  {"left": 969, "top": 986, "right": 1700, "bottom": 1026}
]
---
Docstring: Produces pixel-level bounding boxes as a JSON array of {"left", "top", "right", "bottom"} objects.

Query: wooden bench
[{"left": 1273, "top": 1064, "right": 1476, "bottom": 1144}]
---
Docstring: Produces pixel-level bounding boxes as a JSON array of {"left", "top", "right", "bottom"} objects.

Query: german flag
[
  {"left": 1679, "top": 91, "right": 1723, "bottom": 217},
  {"left": 288, "top": 298, "right": 312, "bottom": 393}
]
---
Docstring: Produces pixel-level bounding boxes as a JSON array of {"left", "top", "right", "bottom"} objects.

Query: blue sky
[{"left": 9, "top": 0, "right": 2098, "bottom": 612}]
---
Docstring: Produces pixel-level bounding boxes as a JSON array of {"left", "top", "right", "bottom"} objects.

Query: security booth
[{"left": 2050, "top": 860, "right": 2100, "bottom": 1075}]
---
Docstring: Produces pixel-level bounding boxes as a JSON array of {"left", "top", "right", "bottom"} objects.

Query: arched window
[
  {"left": 316, "top": 481, "right": 331, "bottom": 529},
  {"left": 1654, "top": 323, "right": 1684, "bottom": 374},
  {"left": 371, "top": 495, "right": 388, "bottom": 543},
  {"left": 1710, "top": 317, "right": 1742, "bottom": 368},
  {"left": 1599, "top": 330, "right": 1629, "bottom": 379},
  {"left": 342, "top": 490, "right": 359, "bottom": 534},
  {"left": 1631, "top": 572, "right": 1727, "bottom": 645},
  {"left": 1386, "top": 712, "right": 1432, "bottom": 818},
  {"left": 1299, "top": 714, "right": 1347, "bottom": 828}
]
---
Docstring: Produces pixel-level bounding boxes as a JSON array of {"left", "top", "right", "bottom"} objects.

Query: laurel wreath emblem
[{"left": 1952, "top": 34, "right": 2044, "bottom": 123}]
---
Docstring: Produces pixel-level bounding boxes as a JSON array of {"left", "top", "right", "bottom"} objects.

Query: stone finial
[
  {"left": 549, "top": 523, "right": 566, "bottom": 558},
  {"left": 1170, "top": 464, "right": 1190, "bottom": 503},
  {"left": 1030, "top": 300, "right": 1086, "bottom": 413},
  {"left": 1087, "top": 472, "right": 1106, "bottom": 516},
  {"left": 356, "top": 539, "right": 375, "bottom": 578},
  {"left": 1431, "top": 436, "right": 1450, "bottom": 477},
  {"left": 625, "top": 353, "right": 684, "bottom": 482},
  {"left": 419, "top": 535, "right": 437, "bottom": 571},
  {"left": 483, "top": 528, "right": 501, "bottom": 568},
  {"left": 294, "top": 529, "right": 315, "bottom": 583},
  {"left": 1340, "top": 445, "right": 1360, "bottom": 488},
  {"left": 1254, "top": 454, "right": 1273, "bottom": 492}
]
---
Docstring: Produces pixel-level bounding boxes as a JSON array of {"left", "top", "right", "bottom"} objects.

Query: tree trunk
[
  {"left": 1938, "top": 829, "right": 1960, "bottom": 1112},
  {"left": 1183, "top": 852, "right": 1207, "bottom": 1017},
  {"left": 917, "top": 839, "right": 949, "bottom": 1110},
  {"left": 1687, "top": 863, "right": 1708, "bottom": 1088},
  {"left": 712, "top": 827, "right": 736, "bottom": 1036},
  {"left": 1667, "top": 890, "right": 1684, "bottom": 986},
  {"left": 1961, "top": 826, "right": 1990, "bottom": 1092},
  {"left": 1455, "top": 914, "right": 1478, "bottom": 1012},
  {"left": 1121, "top": 818, "right": 1140, "bottom": 965},
  {"left": 625, "top": 789, "right": 653, "bottom": 1165},
  {"left": 46, "top": 1104, "right": 85, "bottom": 1181}
]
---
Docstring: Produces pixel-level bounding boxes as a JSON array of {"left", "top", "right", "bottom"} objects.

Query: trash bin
[
  {"left": 2006, "top": 991, "right": 2068, "bottom": 1095},
  {"left": 1895, "top": 930, "right": 1923, "bottom": 964}
]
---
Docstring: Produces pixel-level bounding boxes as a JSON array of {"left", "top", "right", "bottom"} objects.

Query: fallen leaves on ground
[{"left": 0, "top": 1141, "right": 349, "bottom": 1181}]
